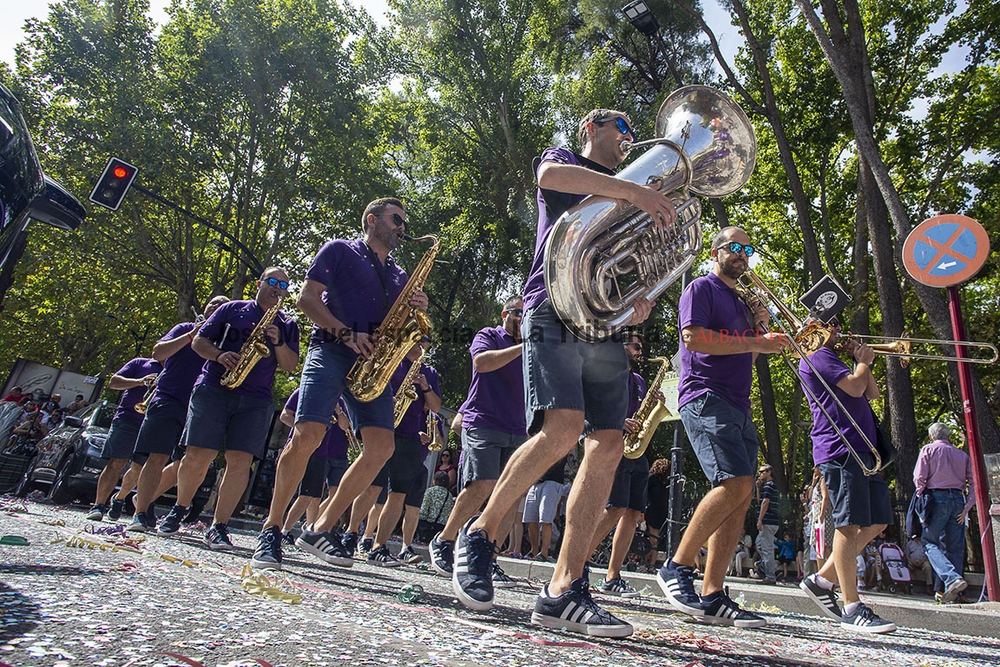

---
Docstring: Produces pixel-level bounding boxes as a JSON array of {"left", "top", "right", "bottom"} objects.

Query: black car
[
  {"left": 18, "top": 400, "right": 113, "bottom": 503},
  {"left": 1, "top": 81, "right": 86, "bottom": 304}
]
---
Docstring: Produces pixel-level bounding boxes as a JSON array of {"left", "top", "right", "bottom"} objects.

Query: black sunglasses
[
  {"left": 264, "top": 277, "right": 290, "bottom": 290},
  {"left": 382, "top": 213, "right": 407, "bottom": 227},
  {"left": 716, "top": 241, "right": 755, "bottom": 257},
  {"left": 594, "top": 116, "right": 634, "bottom": 137},
  {"left": 625, "top": 342, "right": 642, "bottom": 350},
  {"left": 504, "top": 308, "right": 524, "bottom": 317}
]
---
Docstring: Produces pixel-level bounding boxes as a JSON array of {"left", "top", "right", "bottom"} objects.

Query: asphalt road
[{"left": 2, "top": 498, "right": 998, "bottom": 667}]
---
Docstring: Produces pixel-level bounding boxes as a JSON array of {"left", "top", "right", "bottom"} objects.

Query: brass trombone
[{"left": 836, "top": 333, "right": 998, "bottom": 368}]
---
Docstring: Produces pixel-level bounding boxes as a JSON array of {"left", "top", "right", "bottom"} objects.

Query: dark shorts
[
  {"left": 819, "top": 451, "right": 892, "bottom": 528},
  {"left": 522, "top": 299, "right": 629, "bottom": 436},
  {"left": 133, "top": 397, "right": 189, "bottom": 457},
  {"left": 296, "top": 343, "right": 394, "bottom": 431},
  {"left": 102, "top": 418, "right": 141, "bottom": 460},
  {"left": 180, "top": 383, "right": 274, "bottom": 458},
  {"left": 459, "top": 426, "right": 525, "bottom": 486},
  {"left": 679, "top": 392, "right": 759, "bottom": 486},
  {"left": 607, "top": 455, "right": 650, "bottom": 511},
  {"left": 384, "top": 435, "right": 427, "bottom": 508},
  {"left": 299, "top": 455, "right": 350, "bottom": 498}
]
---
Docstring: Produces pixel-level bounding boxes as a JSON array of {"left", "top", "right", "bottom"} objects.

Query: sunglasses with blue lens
[
  {"left": 716, "top": 241, "right": 755, "bottom": 257},
  {"left": 265, "top": 277, "right": 290, "bottom": 290},
  {"left": 594, "top": 116, "right": 634, "bottom": 138}
]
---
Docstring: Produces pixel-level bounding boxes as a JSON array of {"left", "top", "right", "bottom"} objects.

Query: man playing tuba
[
  {"left": 253, "top": 197, "right": 429, "bottom": 571},
  {"left": 451, "top": 110, "right": 677, "bottom": 638}
]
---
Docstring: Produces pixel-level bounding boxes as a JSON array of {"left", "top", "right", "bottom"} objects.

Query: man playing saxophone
[
  {"left": 452, "top": 110, "right": 677, "bottom": 638},
  {"left": 253, "top": 197, "right": 429, "bottom": 570},
  {"left": 158, "top": 268, "right": 299, "bottom": 549}
]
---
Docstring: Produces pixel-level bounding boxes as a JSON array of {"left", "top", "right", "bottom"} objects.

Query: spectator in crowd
[
  {"left": 48, "top": 393, "right": 62, "bottom": 409},
  {"left": 3, "top": 386, "right": 24, "bottom": 403},
  {"left": 730, "top": 534, "right": 755, "bottom": 577},
  {"left": 905, "top": 535, "right": 935, "bottom": 596},
  {"left": 419, "top": 471, "right": 456, "bottom": 543},
  {"left": 47, "top": 408, "right": 64, "bottom": 430},
  {"left": 644, "top": 458, "right": 671, "bottom": 567},
  {"left": 12, "top": 409, "right": 48, "bottom": 443},
  {"left": 434, "top": 449, "right": 458, "bottom": 494},
  {"left": 755, "top": 464, "right": 780, "bottom": 585},
  {"left": 775, "top": 530, "right": 797, "bottom": 582},
  {"left": 523, "top": 455, "right": 567, "bottom": 562},
  {"left": 913, "top": 422, "right": 974, "bottom": 603},
  {"left": 66, "top": 394, "right": 89, "bottom": 413}
]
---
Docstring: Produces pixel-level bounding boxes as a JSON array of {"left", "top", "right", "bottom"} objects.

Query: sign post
[{"left": 903, "top": 214, "right": 998, "bottom": 602}]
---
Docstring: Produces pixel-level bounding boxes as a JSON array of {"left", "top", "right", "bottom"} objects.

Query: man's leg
[
  {"left": 439, "top": 483, "right": 496, "bottom": 541},
  {"left": 401, "top": 504, "right": 420, "bottom": 547},
  {"left": 589, "top": 507, "right": 625, "bottom": 558},
  {"left": 313, "top": 426, "right": 394, "bottom": 532},
  {"left": 373, "top": 492, "right": 405, "bottom": 550},
  {"left": 673, "top": 476, "right": 754, "bottom": 567},
  {"left": 527, "top": 522, "right": 540, "bottom": 556},
  {"left": 364, "top": 503, "right": 383, "bottom": 538},
  {"left": 133, "top": 453, "right": 170, "bottom": 514},
  {"left": 282, "top": 496, "right": 316, "bottom": 532},
  {"left": 348, "top": 485, "right": 381, "bottom": 534},
  {"left": 922, "top": 495, "right": 962, "bottom": 587},
  {"left": 114, "top": 462, "right": 142, "bottom": 502},
  {"left": 175, "top": 446, "right": 219, "bottom": 508},
  {"left": 606, "top": 509, "right": 640, "bottom": 582},
  {"left": 263, "top": 421, "right": 325, "bottom": 528},
  {"left": 701, "top": 484, "right": 753, "bottom": 595},
  {"left": 757, "top": 523, "right": 778, "bottom": 583},
  {"left": 154, "top": 461, "right": 180, "bottom": 497},
  {"left": 92, "top": 458, "right": 129, "bottom": 510}
]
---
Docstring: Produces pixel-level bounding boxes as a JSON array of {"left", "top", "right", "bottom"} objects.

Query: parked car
[{"left": 17, "top": 400, "right": 113, "bottom": 503}]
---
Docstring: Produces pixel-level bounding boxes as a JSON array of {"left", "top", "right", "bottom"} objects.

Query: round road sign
[{"left": 902, "top": 214, "right": 990, "bottom": 287}]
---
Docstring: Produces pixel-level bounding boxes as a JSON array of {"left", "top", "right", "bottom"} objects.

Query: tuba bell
[{"left": 544, "top": 85, "right": 757, "bottom": 341}]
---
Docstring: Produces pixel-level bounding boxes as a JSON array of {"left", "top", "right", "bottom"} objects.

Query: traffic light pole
[{"left": 131, "top": 183, "right": 265, "bottom": 276}]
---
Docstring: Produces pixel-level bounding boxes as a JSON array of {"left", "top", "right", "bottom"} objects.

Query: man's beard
[{"left": 721, "top": 257, "right": 746, "bottom": 281}]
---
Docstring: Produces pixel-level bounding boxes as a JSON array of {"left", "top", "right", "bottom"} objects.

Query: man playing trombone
[{"left": 797, "top": 317, "right": 897, "bottom": 633}]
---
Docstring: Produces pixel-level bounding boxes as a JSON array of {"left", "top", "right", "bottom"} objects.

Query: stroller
[{"left": 877, "top": 541, "right": 912, "bottom": 595}]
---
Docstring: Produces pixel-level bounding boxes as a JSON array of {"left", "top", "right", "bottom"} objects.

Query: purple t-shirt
[
  {"left": 522, "top": 147, "right": 615, "bottom": 311},
  {"left": 798, "top": 346, "right": 877, "bottom": 465},
  {"left": 305, "top": 238, "right": 408, "bottom": 347},
  {"left": 461, "top": 326, "right": 526, "bottom": 435},
  {"left": 194, "top": 299, "right": 300, "bottom": 401},
  {"left": 151, "top": 322, "right": 205, "bottom": 405},
  {"left": 391, "top": 359, "right": 441, "bottom": 439},
  {"left": 283, "top": 389, "right": 348, "bottom": 459},
  {"left": 627, "top": 370, "right": 648, "bottom": 419},
  {"left": 677, "top": 273, "right": 756, "bottom": 415},
  {"left": 112, "top": 358, "right": 163, "bottom": 426}
]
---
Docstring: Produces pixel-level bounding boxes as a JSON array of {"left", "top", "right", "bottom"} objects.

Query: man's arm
[
  {"left": 682, "top": 325, "right": 789, "bottom": 356},
  {"left": 279, "top": 407, "right": 295, "bottom": 429},
  {"left": 913, "top": 449, "right": 928, "bottom": 495},
  {"left": 756, "top": 498, "right": 769, "bottom": 531},
  {"left": 472, "top": 345, "right": 522, "bottom": 373},
  {"left": 108, "top": 373, "right": 152, "bottom": 391},
  {"left": 834, "top": 344, "right": 878, "bottom": 399},
  {"left": 537, "top": 162, "right": 677, "bottom": 225},
  {"left": 151, "top": 325, "right": 200, "bottom": 362}
]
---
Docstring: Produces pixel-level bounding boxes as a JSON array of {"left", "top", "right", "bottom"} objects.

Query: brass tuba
[
  {"left": 623, "top": 358, "right": 674, "bottom": 459},
  {"left": 221, "top": 298, "right": 285, "bottom": 389},
  {"left": 544, "top": 85, "right": 757, "bottom": 341},
  {"left": 392, "top": 348, "right": 426, "bottom": 428},
  {"left": 348, "top": 235, "right": 439, "bottom": 402}
]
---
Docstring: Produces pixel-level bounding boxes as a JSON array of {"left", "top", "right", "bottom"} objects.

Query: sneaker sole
[
  {"left": 157, "top": 527, "right": 180, "bottom": 536},
  {"left": 250, "top": 558, "right": 282, "bottom": 571},
  {"left": 452, "top": 571, "right": 494, "bottom": 611},
  {"left": 206, "top": 542, "right": 235, "bottom": 551},
  {"left": 695, "top": 614, "right": 767, "bottom": 629},
  {"left": 656, "top": 572, "right": 705, "bottom": 616},
  {"left": 86, "top": 515, "right": 104, "bottom": 521},
  {"left": 799, "top": 581, "right": 842, "bottom": 621},
  {"left": 403, "top": 556, "right": 423, "bottom": 565},
  {"left": 530, "top": 611, "right": 633, "bottom": 638},
  {"left": 294, "top": 537, "right": 354, "bottom": 568},
  {"left": 942, "top": 579, "right": 967, "bottom": 603},
  {"left": 841, "top": 620, "right": 897, "bottom": 634},
  {"left": 125, "top": 525, "right": 148, "bottom": 533}
]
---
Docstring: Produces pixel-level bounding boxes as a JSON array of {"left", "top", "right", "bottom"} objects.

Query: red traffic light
[{"left": 89, "top": 158, "right": 138, "bottom": 211}]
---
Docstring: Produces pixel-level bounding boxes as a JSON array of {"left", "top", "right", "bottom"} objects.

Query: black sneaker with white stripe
[
  {"left": 204, "top": 523, "right": 235, "bottom": 551},
  {"left": 452, "top": 516, "right": 496, "bottom": 611},
  {"left": 799, "top": 574, "right": 842, "bottom": 620},
  {"left": 656, "top": 559, "right": 705, "bottom": 616},
  {"left": 698, "top": 591, "right": 766, "bottom": 628},
  {"left": 599, "top": 577, "right": 640, "bottom": 598},
  {"left": 491, "top": 561, "right": 516, "bottom": 588},
  {"left": 840, "top": 602, "right": 896, "bottom": 634},
  {"left": 295, "top": 529, "right": 354, "bottom": 567},
  {"left": 367, "top": 545, "right": 402, "bottom": 567},
  {"left": 430, "top": 533, "right": 454, "bottom": 576},
  {"left": 251, "top": 525, "right": 283, "bottom": 570},
  {"left": 531, "top": 577, "right": 633, "bottom": 638}
]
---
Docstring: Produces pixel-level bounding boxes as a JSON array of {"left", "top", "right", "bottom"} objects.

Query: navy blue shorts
[
  {"left": 299, "top": 455, "right": 349, "bottom": 498},
  {"left": 102, "top": 418, "right": 141, "bottom": 460},
  {"left": 679, "top": 392, "right": 759, "bottom": 486},
  {"left": 607, "top": 455, "right": 650, "bottom": 511},
  {"left": 522, "top": 299, "right": 629, "bottom": 436},
  {"left": 180, "top": 383, "right": 274, "bottom": 458},
  {"left": 819, "top": 451, "right": 892, "bottom": 528},
  {"left": 133, "top": 397, "right": 188, "bottom": 457},
  {"left": 385, "top": 435, "right": 427, "bottom": 508},
  {"left": 296, "top": 343, "right": 394, "bottom": 432}
]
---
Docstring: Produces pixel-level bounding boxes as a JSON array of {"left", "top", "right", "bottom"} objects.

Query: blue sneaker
[
  {"left": 531, "top": 578, "right": 633, "bottom": 638},
  {"left": 156, "top": 504, "right": 187, "bottom": 536},
  {"left": 452, "top": 516, "right": 496, "bottom": 611},
  {"left": 698, "top": 591, "right": 766, "bottom": 628},
  {"left": 656, "top": 559, "right": 705, "bottom": 616}
]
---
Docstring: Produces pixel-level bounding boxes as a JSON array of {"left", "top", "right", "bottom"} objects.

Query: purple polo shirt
[
  {"left": 523, "top": 147, "right": 615, "bottom": 311},
  {"left": 283, "top": 389, "right": 348, "bottom": 459},
  {"left": 627, "top": 370, "right": 648, "bottom": 419},
  {"left": 151, "top": 322, "right": 205, "bottom": 405},
  {"left": 798, "top": 347, "right": 877, "bottom": 465},
  {"left": 390, "top": 359, "right": 441, "bottom": 439},
  {"left": 913, "top": 440, "right": 974, "bottom": 511},
  {"left": 112, "top": 358, "right": 163, "bottom": 426},
  {"left": 305, "top": 238, "right": 408, "bottom": 347},
  {"left": 461, "top": 326, "right": 526, "bottom": 435},
  {"left": 195, "top": 299, "right": 300, "bottom": 401},
  {"left": 677, "top": 272, "right": 756, "bottom": 415}
]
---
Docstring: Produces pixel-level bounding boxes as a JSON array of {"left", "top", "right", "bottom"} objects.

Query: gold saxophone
[
  {"left": 335, "top": 405, "right": 362, "bottom": 458},
  {"left": 134, "top": 374, "right": 159, "bottom": 414},
  {"left": 348, "top": 234, "right": 439, "bottom": 402},
  {"left": 423, "top": 411, "right": 444, "bottom": 451},
  {"left": 221, "top": 298, "right": 285, "bottom": 389},
  {"left": 392, "top": 349, "right": 426, "bottom": 428},
  {"left": 623, "top": 357, "right": 673, "bottom": 459}
]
